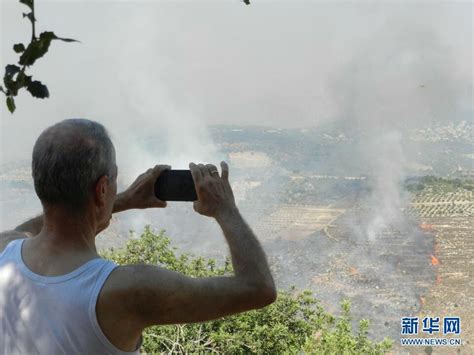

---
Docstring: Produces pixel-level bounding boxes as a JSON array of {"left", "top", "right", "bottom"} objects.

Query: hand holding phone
[{"left": 189, "top": 162, "right": 236, "bottom": 218}]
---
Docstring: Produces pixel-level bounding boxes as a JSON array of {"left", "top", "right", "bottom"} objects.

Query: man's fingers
[
  {"left": 191, "top": 161, "right": 228, "bottom": 183},
  {"left": 155, "top": 199, "right": 167, "bottom": 208},
  {"left": 197, "top": 163, "right": 206, "bottom": 178},
  {"left": 137, "top": 165, "right": 170, "bottom": 180},
  {"left": 189, "top": 162, "right": 202, "bottom": 183},
  {"left": 152, "top": 164, "right": 171, "bottom": 178},
  {"left": 206, "top": 164, "right": 219, "bottom": 178},
  {"left": 220, "top": 161, "right": 229, "bottom": 180}
]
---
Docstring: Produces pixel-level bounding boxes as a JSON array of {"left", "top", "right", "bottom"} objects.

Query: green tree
[{"left": 102, "top": 226, "right": 393, "bottom": 354}]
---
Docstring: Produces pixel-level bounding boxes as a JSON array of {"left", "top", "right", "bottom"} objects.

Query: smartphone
[{"left": 154, "top": 170, "right": 197, "bottom": 201}]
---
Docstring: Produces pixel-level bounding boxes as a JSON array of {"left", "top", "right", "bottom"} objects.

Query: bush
[{"left": 101, "top": 226, "right": 393, "bottom": 354}]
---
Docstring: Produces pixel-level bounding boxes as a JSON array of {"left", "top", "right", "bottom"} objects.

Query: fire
[{"left": 430, "top": 255, "right": 440, "bottom": 266}]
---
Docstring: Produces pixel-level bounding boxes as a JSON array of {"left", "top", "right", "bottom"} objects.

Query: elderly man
[{"left": 0, "top": 119, "right": 276, "bottom": 354}]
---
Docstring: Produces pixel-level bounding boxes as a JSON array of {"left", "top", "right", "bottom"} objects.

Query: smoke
[
  {"left": 328, "top": 13, "right": 468, "bottom": 240},
  {"left": 79, "top": 6, "right": 227, "bottom": 189},
  {"left": 365, "top": 131, "right": 407, "bottom": 241},
  {"left": 0, "top": 1, "right": 470, "bottom": 242},
  {"left": 77, "top": 7, "right": 229, "bottom": 251}
]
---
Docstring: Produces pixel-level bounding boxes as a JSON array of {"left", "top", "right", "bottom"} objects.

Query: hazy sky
[{"left": 0, "top": 0, "right": 472, "bottom": 166}]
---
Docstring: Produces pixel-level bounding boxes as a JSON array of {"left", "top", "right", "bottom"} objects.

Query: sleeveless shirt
[{"left": 0, "top": 238, "right": 141, "bottom": 355}]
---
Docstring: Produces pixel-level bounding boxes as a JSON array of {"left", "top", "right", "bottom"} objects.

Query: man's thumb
[{"left": 154, "top": 198, "right": 167, "bottom": 208}]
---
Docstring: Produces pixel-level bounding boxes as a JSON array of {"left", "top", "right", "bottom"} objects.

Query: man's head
[{"left": 32, "top": 119, "right": 117, "bottom": 228}]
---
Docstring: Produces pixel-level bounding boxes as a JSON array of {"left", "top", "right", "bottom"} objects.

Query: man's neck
[{"left": 34, "top": 207, "right": 98, "bottom": 256}]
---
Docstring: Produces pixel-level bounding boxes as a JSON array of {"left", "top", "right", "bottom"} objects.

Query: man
[{"left": 0, "top": 119, "right": 276, "bottom": 354}]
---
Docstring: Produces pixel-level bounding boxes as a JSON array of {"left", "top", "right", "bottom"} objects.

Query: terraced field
[
  {"left": 252, "top": 204, "right": 345, "bottom": 241},
  {"left": 405, "top": 188, "right": 473, "bottom": 217}
]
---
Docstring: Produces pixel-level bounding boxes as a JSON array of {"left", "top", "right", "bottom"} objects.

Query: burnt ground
[
  {"left": 264, "top": 208, "right": 436, "bottom": 343},
  {"left": 264, "top": 212, "right": 473, "bottom": 354}
]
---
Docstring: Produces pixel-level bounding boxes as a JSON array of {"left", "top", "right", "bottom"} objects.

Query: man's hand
[
  {"left": 115, "top": 165, "right": 171, "bottom": 212},
  {"left": 189, "top": 161, "right": 236, "bottom": 218}
]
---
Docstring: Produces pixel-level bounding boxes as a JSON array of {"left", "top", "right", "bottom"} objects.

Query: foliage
[
  {"left": 2, "top": 0, "right": 78, "bottom": 113},
  {"left": 101, "top": 226, "right": 393, "bottom": 354},
  {"left": 405, "top": 176, "right": 474, "bottom": 193}
]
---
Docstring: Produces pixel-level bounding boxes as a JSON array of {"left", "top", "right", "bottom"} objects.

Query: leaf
[
  {"left": 54, "top": 37, "right": 79, "bottom": 43},
  {"left": 39, "top": 31, "right": 79, "bottom": 43},
  {"left": 6, "top": 96, "right": 16, "bottom": 113},
  {"left": 19, "top": 32, "right": 54, "bottom": 66},
  {"left": 26, "top": 80, "right": 49, "bottom": 99},
  {"left": 19, "top": 0, "right": 33, "bottom": 10},
  {"left": 3, "top": 66, "right": 31, "bottom": 97},
  {"left": 13, "top": 43, "right": 26, "bottom": 53},
  {"left": 19, "top": 31, "right": 78, "bottom": 66},
  {"left": 22, "top": 12, "right": 36, "bottom": 25},
  {"left": 5, "top": 65, "right": 21, "bottom": 77},
  {"left": 4, "top": 65, "right": 21, "bottom": 95},
  {"left": 16, "top": 71, "right": 32, "bottom": 87}
]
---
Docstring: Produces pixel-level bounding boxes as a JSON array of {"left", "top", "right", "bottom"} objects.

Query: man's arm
[
  {"left": 215, "top": 206, "right": 275, "bottom": 294},
  {"left": 0, "top": 215, "right": 43, "bottom": 252},
  {"left": 0, "top": 164, "right": 170, "bottom": 248},
  {"left": 1, "top": 192, "right": 133, "bottom": 239},
  {"left": 101, "top": 161, "right": 276, "bottom": 329}
]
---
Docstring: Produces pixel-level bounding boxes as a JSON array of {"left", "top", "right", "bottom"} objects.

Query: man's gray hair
[{"left": 32, "top": 119, "right": 116, "bottom": 212}]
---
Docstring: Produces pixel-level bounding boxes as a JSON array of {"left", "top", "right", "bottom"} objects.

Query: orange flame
[{"left": 431, "top": 255, "right": 440, "bottom": 266}]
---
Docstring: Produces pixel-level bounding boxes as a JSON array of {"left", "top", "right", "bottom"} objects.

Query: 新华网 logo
[{"left": 400, "top": 316, "right": 462, "bottom": 347}]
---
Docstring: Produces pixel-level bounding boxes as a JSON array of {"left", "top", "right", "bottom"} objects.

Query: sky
[{"left": 0, "top": 0, "right": 472, "bottom": 169}]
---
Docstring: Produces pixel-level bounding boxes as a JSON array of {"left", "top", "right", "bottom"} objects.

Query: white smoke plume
[{"left": 329, "top": 14, "right": 467, "bottom": 240}]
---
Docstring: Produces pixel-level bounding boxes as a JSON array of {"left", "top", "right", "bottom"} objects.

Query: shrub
[{"left": 101, "top": 226, "right": 393, "bottom": 354}]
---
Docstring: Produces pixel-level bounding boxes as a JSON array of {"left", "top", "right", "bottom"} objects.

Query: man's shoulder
[
  {"left": 100, "top": 265, "right": 137, "bottom": 304},
  {"left": 101, "top": 265, "right": 143, "bottom": 298},
  {"left": 99, "top": 264, "right": 171, "bottom": 320},
  {"left": 96, "top": 264, "right": 145, "bottom": 347},
  {"left": 0, "top": 230, "right": 29, "bottom": 254}
]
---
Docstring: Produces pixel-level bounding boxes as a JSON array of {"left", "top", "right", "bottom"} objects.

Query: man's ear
[{"left": 94, "top": 175, "right": 109, "bottom": 208}]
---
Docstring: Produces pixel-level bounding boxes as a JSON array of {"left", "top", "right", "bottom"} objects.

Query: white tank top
[{"left": 0, "top": 238, "right": 141, "bottom": 355}]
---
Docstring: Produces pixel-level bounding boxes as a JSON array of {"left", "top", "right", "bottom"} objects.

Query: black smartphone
[{"left": 154, "top": 170, "right": 197, "bottom": 201}]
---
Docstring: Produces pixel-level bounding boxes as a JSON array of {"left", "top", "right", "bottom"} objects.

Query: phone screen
[{"left": 154, "top": 170, "right": 197, "bottom": 201}]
